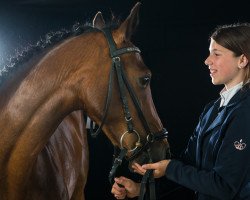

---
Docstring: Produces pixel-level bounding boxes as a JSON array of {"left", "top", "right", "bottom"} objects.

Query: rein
[{"left": 90, "top": 28, "right": 168, "bottom": 200}]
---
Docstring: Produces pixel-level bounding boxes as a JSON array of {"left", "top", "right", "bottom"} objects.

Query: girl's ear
[{"left": 238, "top": 54, "right": 249, "bottom": 68}]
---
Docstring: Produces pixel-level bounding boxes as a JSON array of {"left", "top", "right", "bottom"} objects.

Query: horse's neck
[
  {"left": 0, "top": 37, "right": 85, "bottom": 184},
  {"left": 0, "top": 58, "right": 71, "bottom": 140},
  {"left": 0, "top": 37, "right": 87, "bottom": 131}
]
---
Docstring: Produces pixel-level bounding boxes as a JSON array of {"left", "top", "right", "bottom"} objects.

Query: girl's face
[{"left": 204, "top": 39, "right": 245, "bottom": 89}]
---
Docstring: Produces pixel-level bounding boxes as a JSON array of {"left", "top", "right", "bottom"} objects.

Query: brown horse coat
[{"left": 0, "top": 3, "right": 169, "bottom": 199}]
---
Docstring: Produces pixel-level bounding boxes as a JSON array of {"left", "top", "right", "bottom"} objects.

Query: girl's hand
[
  {"left": 111, "top": 176, "right": 140, "bottom": 199},
  {"left": 132, "top": 160, "right": 171, "bottom": 178}
]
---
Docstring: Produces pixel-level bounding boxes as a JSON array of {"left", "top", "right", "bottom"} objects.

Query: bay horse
[{"left": 0, "top": 2, "right": 170, "bottom": 200}]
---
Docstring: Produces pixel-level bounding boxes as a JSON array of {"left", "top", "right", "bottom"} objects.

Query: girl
[{"left": 112, "top": 23, "right": 250, "bottom": 200}]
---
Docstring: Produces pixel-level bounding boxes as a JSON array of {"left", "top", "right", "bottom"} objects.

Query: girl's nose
[{"left": 204, "top": 57, "right": 212, "bottom": 66}]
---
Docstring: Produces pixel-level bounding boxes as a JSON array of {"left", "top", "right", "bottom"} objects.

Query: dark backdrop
[{"left": 0, "top": 0, "right": 249, "bottom": 199}]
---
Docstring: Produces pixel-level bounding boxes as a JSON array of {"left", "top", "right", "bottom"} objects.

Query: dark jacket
[{"left": 165, "top": 87, "right": 250, "bottom": 200}]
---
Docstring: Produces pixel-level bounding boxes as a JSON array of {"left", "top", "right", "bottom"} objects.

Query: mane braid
[
  {"left": 0, "top": 18, "right": 120, "bottom": 87},
  {"left": 0, "top": 22, "right": 94, "bottom": 87}
]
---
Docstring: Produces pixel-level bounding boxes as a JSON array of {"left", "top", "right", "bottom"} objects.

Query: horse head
[{"left": 85, "top": 2, "right": 171, "bottom": 168}]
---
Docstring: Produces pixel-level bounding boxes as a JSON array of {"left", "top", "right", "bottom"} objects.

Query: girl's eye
[
  {"left": 139, "top": 75, "right": 151, "bottom": 88},
  {"left": 210, "top": 51, "right": 220, "bottom": 57}
]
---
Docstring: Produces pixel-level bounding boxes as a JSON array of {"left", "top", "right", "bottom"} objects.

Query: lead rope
[
  {"left": 108, "top": 148, "right": 157, "bottom": 200},
  {"left": 138, "top": 170, "right": 155, "bottom": 200},
  {"left": 138, "top": 149, "right": 156, "bottom": 200},
  {"left": 108, "top": 148, "right": 156, "bottom": 200}
]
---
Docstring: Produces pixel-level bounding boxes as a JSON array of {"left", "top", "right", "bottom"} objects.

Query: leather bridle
[{"left": 89, "top": 27, "right": 169, "bottom": 200}]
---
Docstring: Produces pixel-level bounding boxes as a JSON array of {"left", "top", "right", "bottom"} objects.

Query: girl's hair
[{"left": 210, "top": 23, "right": 250, "bottom": 86}]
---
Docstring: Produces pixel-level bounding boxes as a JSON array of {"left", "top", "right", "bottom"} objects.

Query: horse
[{"left": 0, "top": 2, "right": 170, "bottom": 199}]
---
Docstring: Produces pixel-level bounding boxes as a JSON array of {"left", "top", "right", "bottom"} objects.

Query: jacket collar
[{"left": 204, "top": 87, "right": 250, "bottom": 134}]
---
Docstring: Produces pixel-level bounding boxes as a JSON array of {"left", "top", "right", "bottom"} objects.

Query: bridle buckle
[
  {"left": 112, "top": 57, "right": 120, "bottom": 62},
  {"left": 146, "top": 133, "right": 155, "bottom": 143}
]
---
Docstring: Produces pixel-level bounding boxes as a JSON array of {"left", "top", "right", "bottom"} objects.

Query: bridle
[{"left": 89, "top": 27, "right": 169, "bottom": 200}]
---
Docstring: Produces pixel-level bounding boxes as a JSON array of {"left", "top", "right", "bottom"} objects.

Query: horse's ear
[
  {"left": 93, "top": 11, "right": 105, "bottom": 29},
  {"left": 118, "top": 2, "right": 141, "bottom": 41}
]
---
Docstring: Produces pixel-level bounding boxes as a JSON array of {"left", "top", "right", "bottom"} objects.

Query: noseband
[{"left": 89, "top": 28, "right": 168, "bottom": 199}]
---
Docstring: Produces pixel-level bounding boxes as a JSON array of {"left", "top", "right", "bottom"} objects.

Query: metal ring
[
  {"left": 146, "top": 133, "right": 154, "bottom": 143},
  {"left": 125, "top": 116, "right": 132, "bottom": 122},
  {"left": 113, "top": 57, "right": 120, "bottom": 62},
  {"left": 120, "top": 130, "right": 141, "bottom": 152}
]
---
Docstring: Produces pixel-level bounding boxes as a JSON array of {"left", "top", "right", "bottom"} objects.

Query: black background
[{"left": 0, "top": 0, "right": 249, "bottom": 199}]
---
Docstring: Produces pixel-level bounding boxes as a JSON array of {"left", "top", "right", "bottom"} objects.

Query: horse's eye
[{"left": 139, "top": 75, "right": 151, "bottom": 88}]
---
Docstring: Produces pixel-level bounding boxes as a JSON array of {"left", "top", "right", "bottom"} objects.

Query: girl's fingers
[{"left": 132, "top": 163, "right": 147, "bottom": 175}]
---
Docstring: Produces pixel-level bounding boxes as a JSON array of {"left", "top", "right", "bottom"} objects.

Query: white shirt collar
[{"left": 220, "top": 82, "right": 243, "bottom": 107}]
